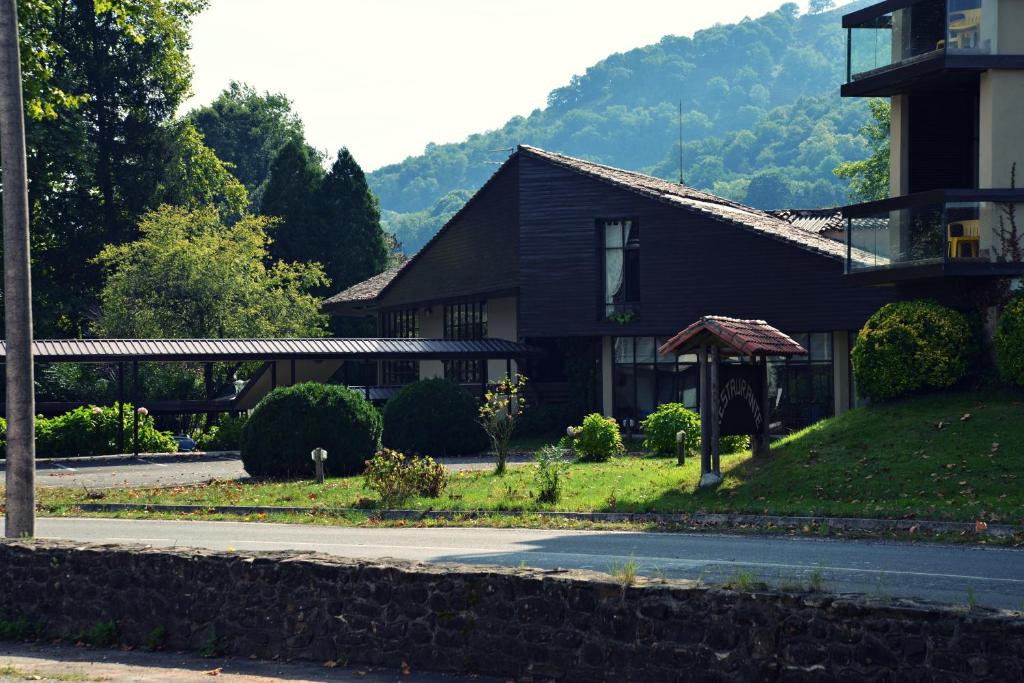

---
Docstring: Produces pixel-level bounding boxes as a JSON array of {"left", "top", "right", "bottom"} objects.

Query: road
[
  {"left": 33, "top": 517, "right": 1024, "bottom": 610},
  {"left": 8, "top": 452, "right": 531, "bottom": 489}
]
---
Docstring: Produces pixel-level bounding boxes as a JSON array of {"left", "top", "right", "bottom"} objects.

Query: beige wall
[
  {"left": 601, "top": 336, "right": 614, "bottom": 417},
  {"left": 979, "top": 69, "right": 1024, "bottom": 189},
  {"left": 998, "top": 0, "right": 1024, "bottom": 54},
  {"left": 832, "top": 331, "right": 851, "bottom": 417},
  {"left": 486, "top": 296, "right": 518, "bottom": 381},
  {"left": 418, "top": 304, "right": 444, "bottom": 380},
  {"left": 889, "top": 94, "right": 910, "bottom": 198},
  {"left": 235, "top": 359, "right": 345, "bottom": 411}
]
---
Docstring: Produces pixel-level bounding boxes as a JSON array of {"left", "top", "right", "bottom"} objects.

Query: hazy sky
[{"left": 184, "top": 1, "right": 814, "bottom": 172}]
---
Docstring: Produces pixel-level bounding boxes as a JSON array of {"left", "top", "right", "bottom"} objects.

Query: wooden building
[{"left": 325, "top": 146, "right": 904, "bottom": 431}]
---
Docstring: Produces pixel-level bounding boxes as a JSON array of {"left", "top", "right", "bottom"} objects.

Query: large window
[
  {"left": 603, "top": 219, "right": 640, "bottom": 319},
  {"left": 767, "top": 332, "right": 834, "bottom": 430},
  {"left": 443, "top": 301, "right": 487, "bottom": 384},
  {"left": 380, "top": 309, "right": 420, "bottom": 386},
  {"left": 612, "top": 336, "right": 697, "bottom": 423}
]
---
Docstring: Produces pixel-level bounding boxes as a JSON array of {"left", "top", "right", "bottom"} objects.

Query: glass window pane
[
  {"left": 625, "top": 220, "right": 639, "bottom": 246},
  {"left": 656, "top": 337, "right": 676, "bottom": 364},
  {"left": 613, "top": 363, "right": 636, "bottom": 422},
  {"left": 605, "top": 221, "right": 623, "bottom": 248},
  {"left": 636, "top": 364, "right": 657, "bottom": 419},
  {"left": 623, "top": 249, "right": 640, "bottom": 302},
  {"left": 613, "top": 337, "right": 634, "bottom": 365},
  {"left": 790, "top": 333, "right": 809, "bottom": 361},
  {"left": 810, "top": 333, "right": 832, "bottom": 361},
  {"left": 635, "top": 337, "right": 655, "bottom": 363}
]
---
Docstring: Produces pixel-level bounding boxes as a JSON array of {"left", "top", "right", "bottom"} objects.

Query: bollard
[
  {"left": 676, "top": 430, "right": 686, "bottom": 465},
  {"left": 310, "top": 447, "right": 328, "bottom": 484}
]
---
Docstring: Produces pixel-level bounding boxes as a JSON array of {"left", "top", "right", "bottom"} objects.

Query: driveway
[
  {"left": 32, "top": 517, "right": 1024, "bottom": 610},
  {"left": 2, "top": 452, "right": 532, "bottom": 490}
]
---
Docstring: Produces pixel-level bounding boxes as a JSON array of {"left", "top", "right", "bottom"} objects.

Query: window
[
  {"left": 443, "top": 301, "right": 487, "bottom": 384},
  {"left": 612, "top": 336, "right": 697, "bottom": 423},
  {"left": 380, "top": 309, "right": 419, "bottom": 386},
  {"left": 767, "top": 332, "right": 834, "bottom": 431},
  {"left": 603, "top": 219, "right": 640, "bottom": 318}
]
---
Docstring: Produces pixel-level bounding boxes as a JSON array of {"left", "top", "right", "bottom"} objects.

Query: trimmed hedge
[
  {"left": 382, "top": 379, "right": 488, "bottom": 456},
  {"left": 852, "top": 300, "right": 974, "bottom": 401},
  {"left": 995, "top": 295, "right": 1024, "bottom": 387},
  {"left": 241, "top": 383, "right": 381, "bottom": 478}
]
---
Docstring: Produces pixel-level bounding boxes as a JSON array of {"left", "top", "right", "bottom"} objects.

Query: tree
[
  {"left": 95, "top": 206, "right": 328, "bottom": 340},
  {"left": 744, "top": 171, "right": 794, "bottom": 210},
  {"left": 17, "top": 0, "right": 207, "bottom": 336},
  {"left": 808, "top": 0, "right": 835, "bottom": 14},
  {"left": 2, "top": 0, "right": 36, "bottom": 538},
  {"left": 156, "top": 119, "right": 249, "bottom": 220},
  {"left": 188, "top": 81, "right": 306, "bottom": 208},
  {"left": 834, "top": 98, "right": 890, "bottom": 202},
  {"left": 262, "top": 143, "right": 388, "bottom": 297}
]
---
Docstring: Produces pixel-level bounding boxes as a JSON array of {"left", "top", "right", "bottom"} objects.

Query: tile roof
[
  {"left": 322, "top": 265, "right": 405, "bottom": 307},
  {"left": 4, "top": 338, "right": 539, "bottom": 362},
  {"left": 518, "top": 145, "right": 858, "bottom": 261},
  {"left": 659, "top": 316, "right": 808, "bottom": 358},
  {"left": 769, "top": 208, "right": 846, "bottom": 235}
]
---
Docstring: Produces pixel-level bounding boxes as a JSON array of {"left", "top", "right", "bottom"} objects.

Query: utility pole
[{"left": 0, "top": 0, "right": 36, "bottom": 538}]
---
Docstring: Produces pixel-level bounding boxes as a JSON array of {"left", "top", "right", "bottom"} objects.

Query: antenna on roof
[{"left": 677, "top": 100, "right": 684, "bottom": 185}]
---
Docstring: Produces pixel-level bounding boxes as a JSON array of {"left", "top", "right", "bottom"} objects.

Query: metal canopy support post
[
  {"left": 270, "top": 362, "right": 277, "bottom": 390},
  {"left": 132, "top": 360, "right": 139, "bottom": 457},
  {"left": 506, "top": 357, "right": 512, "bottom": 380},
  {"left": 117, "top": 362, "right": 125, "bottom": 454},
  {"left": 290, "top": 358, "right": 296, "bottom": 386}
]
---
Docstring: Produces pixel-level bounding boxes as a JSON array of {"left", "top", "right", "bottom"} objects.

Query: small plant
[
  {"left": 640, "top": 403, "right": 700, "bottom": 456},
  {"left": 995, "top": 294, "right": 1024, "bottom": 387},
  {"left": 144, "top": 625, "right": 168, "bottom": 651},
  {"left": 479, "top": 374, "right": 528, "bottom": 474},
  {"left": 0, "top": 615, "right": 41, "bottom": 641},
  {"left": 79, "top": 619, "right": 117, "bottom": 647},
  {"left": 725, "top": 570, "right": 768, "bottom": 592},
  {"left": 966, "top": 586, "right": 978, "bottom": 610},
  {"left": 198, "top": 631, "right": 227, "bottom": 658},
  {"left": 196, "top": 414, "right": 248, "bottom": 451},
  {"left": 610, "top": 556, "right": 639, "bottom": 590},
  {"left": 807, "top": 566, "right": 826, "bottom": 592},
  {"left": 606, "top": 310, "right": 637, "bottom": 325},
  {"left": 363, "top": 449, "right": 448, "bottom": 505},
  {"left": 569, "top": 413, "right": 624, "bottom": 462},
  {"left": 533, "top": 444, "right": 569, "bottom": 504}
]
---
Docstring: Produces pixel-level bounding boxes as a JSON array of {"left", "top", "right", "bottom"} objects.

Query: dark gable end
[
  {"left": 516, "top": 151, "right": 897, "bottom": 337},
  {"left": 376, "top": 155, "right": 520, "bottom": 310}
]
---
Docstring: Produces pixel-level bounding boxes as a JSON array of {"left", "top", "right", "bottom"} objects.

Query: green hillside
[{"left": 371, "top": 1, "right": 874, "bottom": 253}]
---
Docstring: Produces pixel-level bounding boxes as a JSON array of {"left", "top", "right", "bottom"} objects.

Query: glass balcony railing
[
  {"left": 845, "top": 189, "right": 1024, "bottom": 275},
  {"left": 845, "top": 0, "right": 1001, "bottom": 84}
]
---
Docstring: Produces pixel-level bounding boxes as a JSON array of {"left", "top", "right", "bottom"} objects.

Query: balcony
[
  {"left": 845, "top": 189, "right": 1024, "bottom": 282},
  {"left": 843, "top": 0, "right": 1024, "bottom": 97}
]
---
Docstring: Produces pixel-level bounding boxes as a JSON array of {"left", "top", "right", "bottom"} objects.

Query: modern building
[
  {"left": 326, "top": 146, "right": 904, "bottom": 431},
  {"left": 842, "top": 0, "right": 1024, "bottom": 284}
]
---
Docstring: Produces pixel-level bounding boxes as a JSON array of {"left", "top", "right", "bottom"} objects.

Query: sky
[{"left": 184, "top": 1, "right": 814, "bottom": 172}]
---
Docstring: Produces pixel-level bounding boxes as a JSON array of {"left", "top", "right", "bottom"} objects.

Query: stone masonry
[{"left": 0, "top": 540, "right": 1021, "bottom": 682}]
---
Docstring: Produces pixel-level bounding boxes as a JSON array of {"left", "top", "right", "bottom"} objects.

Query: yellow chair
[{"left": 948, "top": 220, "right": 980, "bottom": 258}]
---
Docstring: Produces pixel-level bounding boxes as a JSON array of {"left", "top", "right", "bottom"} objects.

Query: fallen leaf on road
[
  {"left": 975, "top": 521, "right": 988, "bottom": 533},
  {"left": 960, "top": 413, "right": 971, "bottom": 421},
  {"left": 204, "top": 668, "right": 222, "bottom": 676},
  {"left": 401, "top": 660, "right": 411, "bottom": 676},
  {"left": 324, "top": 660, "right": 338, "bottom": 668}
]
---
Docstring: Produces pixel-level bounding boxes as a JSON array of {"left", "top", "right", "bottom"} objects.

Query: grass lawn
[{"left": 31, "top": 387, "right": 1024, "bottom": 524}]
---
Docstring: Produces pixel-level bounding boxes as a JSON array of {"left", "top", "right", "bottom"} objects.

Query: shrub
[
  {"left": 479, "top": 374, "right": 528, "bottom": 474},
  {"left": 533, "top": 444, "right": 569, "bottom": 504},
  {"left": 196, "top": 414, "right": 248, "bottom": 451},
  {"left": 363, "top": 448, "right": 448, "bottom": 505},
  {"left": 570, "top": 413, "right": 624, "bottom": 462},
  {"left": 382, "top": 378, "right": 488, "bottom": 456},
  {"left": 33, "top": 404, "right": 175, "bottom": 458},
  {"left": 995, "top": 295, "right": 1024, "bottom": 386},
  {"left": 641, "top": 403, "right": 700, "bottom": 456},
  {"left": 852, "top": 300, "right": 974, "bottom": 401},
  {"left": 241, "top": 382, "right": 381, "bottom": 478},
  {"left": 516, "top": 403, "right": 574, "bottom": 438},
  {"left": 720, "top": 435, "right": 750, "bottom": 454}
]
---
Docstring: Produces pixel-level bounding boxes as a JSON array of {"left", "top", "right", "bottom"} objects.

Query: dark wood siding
[
  {"left": 378, "top": 157, "right": 519, "bottom": 309},
  {"left": 517, "top": 154, "right": 900, "bottom": 337}
]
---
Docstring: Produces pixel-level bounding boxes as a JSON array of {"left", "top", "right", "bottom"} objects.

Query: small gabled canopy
[{"left": 658, "top": 316, "right": 807, "bottom": 358}]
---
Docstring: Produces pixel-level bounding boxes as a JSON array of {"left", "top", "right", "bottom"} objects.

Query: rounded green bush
[
  {"left": 995, "top": 295, "right": 1024, "bottom": 387},
  {"left": 31, "top": 404, "right": 175, "bottom": 458},
  {"left": 241, "top": 382, "right": 381, "bottom": 478},
  {"left": 382, "top": 378, "right": 488, "bottom": 456},
  {"left": 641, "top": 403, "right": 700, "bottom": 456},
  {"left": 852, "top": 300, "right": 974, "bottom": 402},
  {"left": 571, "top": 413, "right": 624, "bottom": 462}
]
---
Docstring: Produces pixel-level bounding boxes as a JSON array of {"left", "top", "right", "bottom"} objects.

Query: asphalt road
[
  {"left": 33, "top": 517, "right": 1024, "bottom": 610},
  {"left": 2, "top": 452, "right": 531, "bottom": 490}
]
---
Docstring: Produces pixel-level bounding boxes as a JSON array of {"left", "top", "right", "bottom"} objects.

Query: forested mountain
[{"left": 370, "top": 1, "right": 873, "bottom": 253}]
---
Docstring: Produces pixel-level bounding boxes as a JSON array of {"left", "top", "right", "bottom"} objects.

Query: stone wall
[{"left": 0, "top": 540, "right": 1021, "bottom": 682}]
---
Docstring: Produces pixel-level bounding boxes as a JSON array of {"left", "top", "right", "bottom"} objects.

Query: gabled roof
[
  {"left": 658, "top": 316, "right": 807, "bottom": 358},
  {"left": 322, "top": 265, "right": 405, "bottom": 309},
  {"left": 769, "top": 208, "right": 845, "bottom": 235},
  {"left": 518, "top": 145, "right": 853, "bottom": 261}
]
